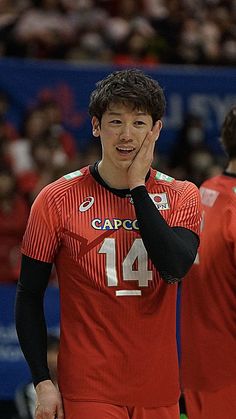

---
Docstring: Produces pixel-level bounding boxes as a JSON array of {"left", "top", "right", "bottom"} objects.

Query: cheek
[
  {"left": 102, "top": 128, "right": 120, "bottom": 141},
  {"left": 106, "top": 126, "right": 119, "bottom": 135}
]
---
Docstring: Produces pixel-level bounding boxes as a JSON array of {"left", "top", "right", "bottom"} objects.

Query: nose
[{"left": 119, "top": 124, "right": 133, "bottom": 141}]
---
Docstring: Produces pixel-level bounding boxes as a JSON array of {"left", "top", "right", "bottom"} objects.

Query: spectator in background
[
  {"left": 0, "top": 167, "right": 29, "bottom": 283},
  {"left": 0, "top": 91, "right": 19, "bottom": 140},
  {"left": 65, "top": 0, "right": 112, "bottom": 63},
  {"left": 0, "top": 91, "right": 19, "bottom": 169},
  {"left": 9, "top": 102, "right": 78, "bottom": 203},
  {"left": 0, "top": 0, "right": 236, "bottom": 65},
  {"left": 9, "top": 106, "right": 48, "bottom": 178},
  {"left": 14, "top": 334, "right": 59, "bottom": 419},
  {"left": 112, "top": 24, "right": 158, "bottom": 67},
  {"left": 0, "top": 0, "right": 30, "bottom": 57},
  {"left": 169, "top": 114, "right": 221, "bottom": 185},
  {"left": 28, "top": 133, "right": 70, "bottom": 203},
  {"left": 13, "top": 0, "right": 76, "bottom": 59},
  {"left": 180, "top": 106, "right": 236, "bottom": 418},
  {"left": 38, "top": 98, "right": 78, "bottom": 161}
]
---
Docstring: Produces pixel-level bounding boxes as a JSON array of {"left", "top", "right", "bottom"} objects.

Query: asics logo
[{"left": 79, "top": 196, "right": 94, "bottom": 212}]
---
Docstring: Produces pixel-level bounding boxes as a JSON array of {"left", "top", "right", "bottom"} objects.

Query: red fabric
[
  {"left": 181, "top": 174, "right": 236, "bottom": 392},
  {"left": 63, "top": 399, "right": 180, "bottom": 419},
  {"left": 184, "top": 384, "right": 236, "bottom": 419},
  {"left": 22, "top": 166, "right": 201, "bottom": 407}
]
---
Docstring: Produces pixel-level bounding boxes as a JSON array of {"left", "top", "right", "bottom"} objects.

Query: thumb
[{"left": 57, "top": 402, "right": 65, "bottom": 418}]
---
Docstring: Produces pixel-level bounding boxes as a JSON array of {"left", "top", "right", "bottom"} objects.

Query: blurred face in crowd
[
  {"left": 43, "top": 101, "right": 62, "bottom": 125},
  {"left": 24, "top": 109, "right": 48, "bottom": 140},
  {"left": 0, "top": 172, "right": 15, "bottom": 200}
]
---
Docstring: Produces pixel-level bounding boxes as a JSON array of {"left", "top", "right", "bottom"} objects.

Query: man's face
[{"left": 92, "top": 102, "right": 154, "bottom": 171}]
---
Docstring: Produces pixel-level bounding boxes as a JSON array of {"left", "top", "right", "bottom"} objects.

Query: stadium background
[
  {"left": 1, "top": 56, "right": 236, "bottom": 419},
  {"left": 0, "top": 0, "right": 236, "bottom": 417}
]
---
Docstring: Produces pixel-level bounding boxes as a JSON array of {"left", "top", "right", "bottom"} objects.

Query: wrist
[{"left": 129, "top": 181, "right": 145, "bottom": 190}]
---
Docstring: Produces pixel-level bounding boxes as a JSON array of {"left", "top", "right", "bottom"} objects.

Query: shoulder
[
  {"left": 150, "top": 168, "right": 199, "bottom": 197},
  {"left": 200, "top": 174, "right": 236, "bottom": 207},
  {"left": 33, "top": 166, "right": 91, "bottom": 206}
]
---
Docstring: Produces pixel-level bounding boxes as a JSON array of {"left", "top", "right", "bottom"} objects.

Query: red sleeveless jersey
[
  {"left": 22, "top": 166, "right": 201, "bottom": 407},
  {"left": 181, "top": 174, "right": 236, "bottom": 392}
]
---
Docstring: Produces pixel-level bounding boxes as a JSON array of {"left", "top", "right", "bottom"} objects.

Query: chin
[{"left": 116, "top": 159, "right": 132, "bottom": 170}]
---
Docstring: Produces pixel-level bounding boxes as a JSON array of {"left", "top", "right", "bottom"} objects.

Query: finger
[
  {"left": 143, "top": 124, "right": 159, "bottom": 148},
  {"left": 35, "top": 404, "right": 41, "bottom": 418},
  {"left": 141, "top": 131, "right": 155, "bottom": 151},
  {"left": 142, "top": 131, "right": 156, "bottom": 155},
  {"left": 57, "top": 404, "right": 65, "bottom": 419},
  {"left": 35, "top": 406, "right": 56, "bottom": 419},
  {"left": 150, "top": 120, "right": 162, "bottom": 141}
]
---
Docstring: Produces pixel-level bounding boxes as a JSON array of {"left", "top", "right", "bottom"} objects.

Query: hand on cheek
[{"left": 128, "top": 121, "right": 161, "bottom": 190}]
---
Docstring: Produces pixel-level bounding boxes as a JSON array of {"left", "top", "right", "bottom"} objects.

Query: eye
[
  {"left": 134, "top": 120, "right": 146, "bottom": 126},
  {"left": 109, "top": 119, "right": 122, "bottom": 125}
]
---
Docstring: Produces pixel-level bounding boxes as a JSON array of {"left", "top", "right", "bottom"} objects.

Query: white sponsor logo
[
  {"left": 79, "top": 196, "right": 94, "bottom": 212},
  {"left": 149, "top": 193, "right": 170, "bottom": 210},
  {"left": 200, "top": 187, "right": 219, "bottom": 207},
  {"left": 91, "top": 218, "right": 139, "bottom": 230}
]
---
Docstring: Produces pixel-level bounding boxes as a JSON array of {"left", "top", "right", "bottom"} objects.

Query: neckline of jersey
[
  {"left": 89, "top": 161, "right": 151, "bottom": 197},
  {"left": 223, "top": 170, "right": 236, "bottom": 178}
]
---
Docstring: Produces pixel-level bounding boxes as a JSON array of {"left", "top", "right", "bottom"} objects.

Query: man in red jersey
[
  {"left": 15, "top": 69, "right": 201, "bottom": 419},
  {"left": 180, "top": 106, "right": 236, "bottom": 419}
]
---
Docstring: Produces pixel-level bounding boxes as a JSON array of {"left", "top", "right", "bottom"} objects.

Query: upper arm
[
  {"left": 22, "top": 185, "right": 62, "bottom": 263},
  {"left": 169, "top": 182, "right": 202, "bottom": 236}
]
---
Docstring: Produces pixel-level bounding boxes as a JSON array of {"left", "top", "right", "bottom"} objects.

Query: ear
[
  {"left": 92, "top": 116, "right": 100, "bottom": 137},
  {"left": 155, "top": 120, "right": 163, "bottom": 142}
]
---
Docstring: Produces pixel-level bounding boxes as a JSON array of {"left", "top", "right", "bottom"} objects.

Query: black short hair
[
  {"left": 221, "top": 106, "right": 236, "bottom": 159},
  {"left": 88, "top": 69, "right": 166, "bottom": 124}
]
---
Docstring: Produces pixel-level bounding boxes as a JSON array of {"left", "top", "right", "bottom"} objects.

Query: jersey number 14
[{"left": 98, "top": 238, "right": 153, "bottom": 287}]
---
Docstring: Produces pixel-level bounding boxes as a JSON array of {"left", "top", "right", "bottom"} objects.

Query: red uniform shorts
[
  {"left": 63, "top": 399, "right": 180, "bottom": 419},
  {"left": 184, "top": 383, "right": 236, "bottom": 419}
]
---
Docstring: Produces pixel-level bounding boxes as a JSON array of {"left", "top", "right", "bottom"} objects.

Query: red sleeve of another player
[
  {"left": 21, "top": 185, "right": 61, "bottom": 263},
  {"left": 223, "top": 201, "right": 236, "bottom": 262},
  {"left": 169, "top": 181, "right": 201, "bottom": 235}
]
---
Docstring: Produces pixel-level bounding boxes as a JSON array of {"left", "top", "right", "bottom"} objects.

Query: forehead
[{"left": 105, "top": 102, "right": 149, "bottom": 116}]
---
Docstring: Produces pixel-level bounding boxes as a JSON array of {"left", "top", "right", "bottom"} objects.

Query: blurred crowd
[
  {"left": 0, "top": 89, "right": 102, "bottom": 285},
  {"left": 0, "top": 0, "right": 236, "bottom": 66},
  {"left": 0, "top": 86, "right": 225, "bottom": 285}
]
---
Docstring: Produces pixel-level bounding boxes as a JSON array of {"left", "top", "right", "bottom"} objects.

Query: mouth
[{"left": 116, "top": 146, "right": 135, "bottom": 155}]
